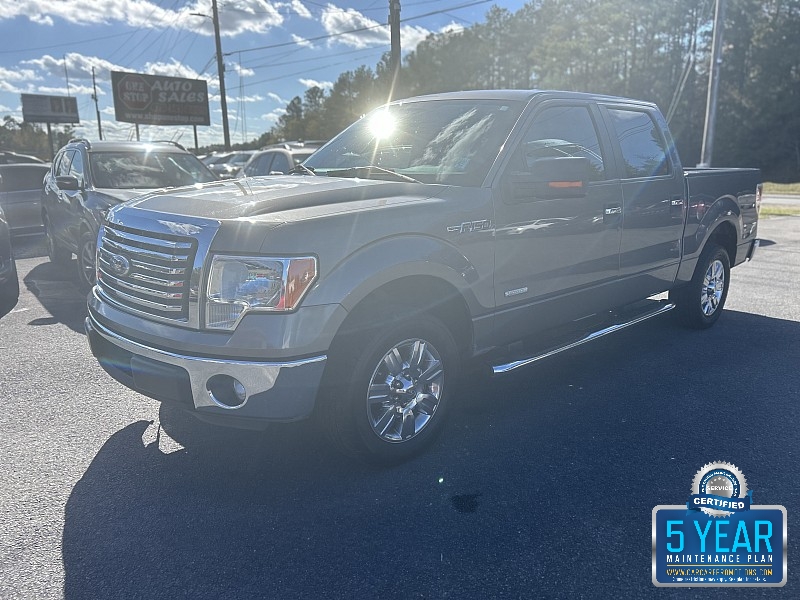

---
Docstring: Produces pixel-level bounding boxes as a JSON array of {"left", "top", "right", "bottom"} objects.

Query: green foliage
[{"left": 0, "top": 116, "right": 74, "bottom": 160}]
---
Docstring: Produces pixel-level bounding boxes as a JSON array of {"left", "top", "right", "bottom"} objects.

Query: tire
[
  {"left": 0, "top": 259, "right": 19, "bottom": 313},
  {"left": 77, "top": 230, "right": 97, "bottom": 291},
  {"left": 45, "top": 215, "right": 72, "bottom": 266},
  {"left": 322, "top": 312, "right": 460, "bottom": 465},
  {"left": 670, "top": 243, "right": 730, "bottom": 329}
]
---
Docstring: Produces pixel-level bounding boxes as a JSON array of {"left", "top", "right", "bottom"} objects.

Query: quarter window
[{"left": 608, "top": 109, "right": 671, "bottom": 178}]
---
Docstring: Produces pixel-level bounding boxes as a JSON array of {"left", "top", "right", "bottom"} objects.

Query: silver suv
[
  {"left": 42, "top": 139, "right": 217, "bottom": 290},
  {"left": 239, "top": 141, "right": 324, "bottom": 177}
]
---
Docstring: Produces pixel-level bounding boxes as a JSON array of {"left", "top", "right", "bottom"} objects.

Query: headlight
[{"left": 205, "top": 255, "right": 317, "bottom": 330}]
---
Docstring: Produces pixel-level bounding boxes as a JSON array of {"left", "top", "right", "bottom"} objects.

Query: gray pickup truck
[{"left": 86, "top": 90, "right": 760, "bottom": 463}]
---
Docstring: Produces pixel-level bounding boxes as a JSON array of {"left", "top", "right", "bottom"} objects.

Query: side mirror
[
  {"left": 508, "top": 156, "right": 591, "bottom": 202},
  {"left": 56, "top": 175, "right": 81, "bottom": 191}
]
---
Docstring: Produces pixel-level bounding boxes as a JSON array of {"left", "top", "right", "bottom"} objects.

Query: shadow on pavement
[
  {"left": 23, "top": 260, "right": 87, "bottom": 334},
  {"left": 62, "top": 310, "right": 800, "bottom": 598}
]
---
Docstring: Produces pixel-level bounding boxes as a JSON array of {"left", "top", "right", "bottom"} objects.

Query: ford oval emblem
[{"left": 109, "top": 253, "right": 131, "bottom": 276}]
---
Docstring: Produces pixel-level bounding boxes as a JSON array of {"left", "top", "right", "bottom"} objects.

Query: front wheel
[
  {"left": 670, "top": 243, "right": 731, "bottom": 329},
  {"left": 45, "top": 215, "right": 72, "bottom": 266},
  {"left": 77, "top": 231, "right": 97, "bottom": 291},
  {"left": 323, "top": 313, "right": 460, "bottom": 464}
]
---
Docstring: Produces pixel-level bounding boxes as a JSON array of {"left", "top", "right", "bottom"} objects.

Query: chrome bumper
[{"left": 86, "top": 313, "right": 327, "bottom": 423}]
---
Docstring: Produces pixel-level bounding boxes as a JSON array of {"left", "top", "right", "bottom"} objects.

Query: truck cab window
[
  {"left": 607, "top": 109, "right": 671, "bottom": 178},
  {"left": 518, "top": 105, "right": 606, "bottom": 181}
]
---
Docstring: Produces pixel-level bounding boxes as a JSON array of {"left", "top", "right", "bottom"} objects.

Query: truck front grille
[{"left": 97, "top": 222, "right": 197, "bottom": 322}]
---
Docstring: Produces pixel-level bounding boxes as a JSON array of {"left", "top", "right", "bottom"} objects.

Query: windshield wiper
[
  {"left": 287, "top": 164, "right": 316, "bottom": 176},
  {"left": 324, "top": 165, "right": 421, "bottom": 184}
]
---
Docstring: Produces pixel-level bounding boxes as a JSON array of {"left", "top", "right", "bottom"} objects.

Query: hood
[
  {"left": 119, "top": 176, "right": 429, "bottom": 221},
  {"left": 94, "top": 188, "right": 158, "bottom": 204}
]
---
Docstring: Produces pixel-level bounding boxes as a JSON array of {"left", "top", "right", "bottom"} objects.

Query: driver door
[{"left": 492, "top": 101, "right": 622, "bottom": 343}]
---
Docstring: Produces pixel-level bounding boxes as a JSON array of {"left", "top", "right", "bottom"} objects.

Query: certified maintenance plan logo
[{"left": 652, "top": 461, "right": 787, "bottom": 587}]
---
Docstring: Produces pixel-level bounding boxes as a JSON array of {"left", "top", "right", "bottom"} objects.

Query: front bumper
[{"left": 86, "top": 312, "right": 327, "bottom": 427}]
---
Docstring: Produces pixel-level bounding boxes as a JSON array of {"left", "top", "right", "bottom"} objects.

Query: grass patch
[
  {"left": 763, "top": 182, "right": 800, "bottom": 195},
  {"left": 760, "top": 205, "right": 800, "bottom": 217}
]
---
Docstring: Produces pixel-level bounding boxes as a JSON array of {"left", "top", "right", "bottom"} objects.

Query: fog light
[{"left": 206, "top": 375, "right": 247, "bottom": 409}]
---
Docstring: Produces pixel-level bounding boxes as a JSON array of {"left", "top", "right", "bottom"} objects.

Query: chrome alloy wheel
[
  {"left": 701, "top": 258, "right": 725, "bottom": 316},
  {"left": 366, "top": 338, "right": 444, "bottom": 443}
]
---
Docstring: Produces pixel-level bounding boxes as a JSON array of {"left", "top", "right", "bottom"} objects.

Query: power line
[{"left": 224, "top": 0, "right": 494, "bottom": 57}]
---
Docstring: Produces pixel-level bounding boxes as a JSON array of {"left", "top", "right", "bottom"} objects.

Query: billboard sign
[
  {"left": 111, "top": 71, "right": 210, "bottom": 126},
  {"left": 21, "top": 94, "right": 80, "bottom": 124}
]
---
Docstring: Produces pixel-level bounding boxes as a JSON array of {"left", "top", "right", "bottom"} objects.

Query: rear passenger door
[{"left": 600, "top": 106, "right": 685, "bottom": 301}]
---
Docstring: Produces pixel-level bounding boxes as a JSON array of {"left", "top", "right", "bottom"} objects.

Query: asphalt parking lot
[{"left": 1, "top": 216, "right": 798, "bottom": 599}]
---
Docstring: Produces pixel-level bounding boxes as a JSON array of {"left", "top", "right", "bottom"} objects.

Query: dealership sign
[
  {"left": 111, "top": 71, "right": 210, "bottom": 126},
  {"left": 21, "top": 94, "right": 80, "bottom": 124}
]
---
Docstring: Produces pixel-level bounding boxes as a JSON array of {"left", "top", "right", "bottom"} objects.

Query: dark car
[
  {"left": 0, "top": 204, "right": 18, "bottom": 312},
  {"left": 238, "top": 141, "right": 325, "bottom": 177},
  {"left": 42, "top": 139, "right": 218, "bottom": 290},
  {"left": 0, "top": 163, "right": 51, "bottom": 234},
  {"left": 0, "top": 150, "right": 46, "bottom": 165}
]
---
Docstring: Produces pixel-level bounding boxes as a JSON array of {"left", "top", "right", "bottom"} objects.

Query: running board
[{"left": 491, "top": 301, "right": 675, "bottom": 375}]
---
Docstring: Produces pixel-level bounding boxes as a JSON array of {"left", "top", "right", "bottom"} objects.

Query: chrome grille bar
[{"left": 97, "top": 222, "right": 197, "bottom": 321}]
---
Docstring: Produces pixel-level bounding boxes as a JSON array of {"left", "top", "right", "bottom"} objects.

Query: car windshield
[
  {"left": 89, "top": 151, "right": 217, "bottom": 189},
  {"left": 305, "top": 99, "right": 524, "bottom": 186}
]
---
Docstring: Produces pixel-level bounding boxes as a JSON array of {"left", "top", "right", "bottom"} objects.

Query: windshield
[
  {"left": 305, "top": 99, "right": 524, "bottom": 186},
  {"left": 89, "top": 151, "right": 217, "bottom": 189}
]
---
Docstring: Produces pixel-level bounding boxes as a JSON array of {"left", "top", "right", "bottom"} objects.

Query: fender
[
  {"left": 303, "top": 233, "right": 488, "bottom": 317},
  {"left": 675, "top": 194, "right": 742, "bottom": 284}
]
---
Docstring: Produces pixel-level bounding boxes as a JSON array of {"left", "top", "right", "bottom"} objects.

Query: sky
[{"left": 0, "top": 0, "right": 527, "bottom": 150}]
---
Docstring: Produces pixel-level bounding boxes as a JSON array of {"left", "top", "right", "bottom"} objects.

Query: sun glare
[{"left": 369, "top": 109, "right": 396, "bottom": 139}]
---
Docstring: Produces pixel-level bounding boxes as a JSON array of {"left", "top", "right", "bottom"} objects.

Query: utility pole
[
  {"left": 212, "top": 0, "right": 231, "bottom": 150},
  {"left": 699, "top": 0, "right": 725, "bottom": 167},
  {"left": 388, "top": 0, "right": 401, "bottom": 93},
  {"left": 91, "top": 67, "right": 103, "bottom": 140}
]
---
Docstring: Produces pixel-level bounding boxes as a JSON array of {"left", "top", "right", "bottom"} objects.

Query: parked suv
[
  {"left": 42, "top": 139, "right": 217, "bottom": 290},
  {"left": 238, "top": 141, "right": 325, "bottom": 177},
  {"left": 206, "top": 151, "right": 256, "bottom": 179}
]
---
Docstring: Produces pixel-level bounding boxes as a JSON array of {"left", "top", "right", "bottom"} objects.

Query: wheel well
[
  {"left": 707, "top": 221, "right": 737, "bottom": 264},
  {"left": 335, "top": 275, "right": 473, "bottom": 357}
]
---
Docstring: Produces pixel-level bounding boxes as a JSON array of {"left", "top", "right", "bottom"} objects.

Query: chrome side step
[{"left": 491, "top": 302, "right": 675, "bottom": 375}]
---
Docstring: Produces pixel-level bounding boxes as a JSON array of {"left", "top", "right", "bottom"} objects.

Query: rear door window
[{"left": 607, "top": 109, "right": 671, "bottom": 178}]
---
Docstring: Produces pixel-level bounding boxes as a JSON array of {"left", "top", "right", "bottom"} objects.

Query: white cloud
[
  {"left": 299, "top": 78, "right": 332, "bottom": 90},
  {"left": 38, "top": 85, "right": 95, "bottom": 95},
  {"left": 231, "top": 94, "right": 265, "bottom": 103},
  {"left": 320, "top": 4, "right": 388, "bottom": 49},
  {"left": 320, "top": 4, "right": 432, "bottom": 51},
  {"left": 283, "top": 0, "right": 311, "bottom": 19},
  {"left": 231, "top": 63, "right": 255, "bottom": 78},
  {"left": 29, "top": 14, "right": 54, "bottom": 26},
  {"left": 262, "top": 108, "right": 286, "bottom": 123},
  {"left": 23, "top": 53, "right": 125, "bottom": 83},
  {"left": 2, "top": 0, "right": 285, "bottom": 38},
  {"left": 0, "top": 67, "right": 41, "bottom": 83},
  {"left": 0, "top": 81, "right": 22, "bottom": 94},
  {"left": 439, "top": 22, "right": 465, "bottom": 36},
  {"left": 400, "top": 25, "right": 434, "bottom": 51},
  {"left": 0, "top": 104, "right": 11, "bottom": 112},
  {"left": 144, "top": 59, "right": 203, "bottom": 80},
  {"left": 291, "top": 33, "right": 314, "bottom": 49},
  {"left": 268, "top": 92, "right": 288, "bottom": 104}
]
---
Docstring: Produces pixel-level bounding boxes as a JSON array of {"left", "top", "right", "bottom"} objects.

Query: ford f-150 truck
[{"left": 85, "top": 90, "right": 761, "bottom": 463}]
